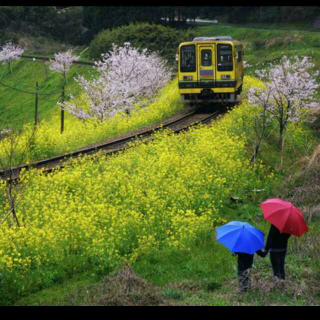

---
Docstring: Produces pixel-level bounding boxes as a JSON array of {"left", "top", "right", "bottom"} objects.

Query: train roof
[
  {"left": 179, "top": 37, "right": 242, "bottom": 48},
  {"left": 193, "top": 37, "right": 233, "bottom": 41}
]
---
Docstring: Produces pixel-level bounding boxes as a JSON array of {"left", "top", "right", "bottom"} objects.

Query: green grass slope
[
  {"left": 0, "top": 57, "right": 95, "bottom": 131},
  {"left": 2, "top": 23, "right": 320, "bottom": 131},
  {"left": 193, "top": 24, "right": 320, "bottom": 85},
  {"left": 2, "top": 24, "right": 320, "bottom": 306}
]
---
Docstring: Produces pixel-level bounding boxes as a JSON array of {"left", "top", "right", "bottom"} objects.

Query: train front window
[
  {"left": 217, "top": 44, "right": 233, "bottom": 71},
  {"left": 180, "top": 45, "right": 196, "bottom": 73},
  {"left": 201, "top": 49, "right": 212, "bottom": 67}
]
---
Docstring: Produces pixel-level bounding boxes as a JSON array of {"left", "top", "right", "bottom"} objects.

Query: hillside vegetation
[
  {"left": 0, "top": 56, "right": 95, "bottom": 131},
  {"left": 194, "top": 24, "right": 320, "bottom": 78},
  {"left": 1, "top": 88, "right": 317, "bottom": 305},
  {"left": 2, "top": 22, "right": 320, "bottom": 133},
  {"left": 1, "top": 73, "right": 319, "bottom": 305},
  {"left": 89, "top": 23, "right": 197, "bottom": 62},
  {"left": 0, "top": 22, "right": 320, "bottom": 306}
]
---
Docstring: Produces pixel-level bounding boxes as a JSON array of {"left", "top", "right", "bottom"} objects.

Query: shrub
[
  {"left": 252, "top": 39, "right": 267, "bottom": 50},
  {"left": 52, "top": 7, "right": 87, "bottom": 45},
  {"left": 0, "top": 6, "right": 86, "bottom": 46},
  {"left": 89, "top": 23, "right": 197, "bottom": 64},
  {"left": 0, "top": 31, "right": 19, "bottom": 46}
]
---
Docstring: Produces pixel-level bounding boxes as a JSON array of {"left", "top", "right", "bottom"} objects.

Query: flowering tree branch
[
  {"left": 248, "top": 55, "right": 320, "bottom": 153},
  {"left": 62, "top": 43, "right": 172, "bottom": 122},
  {"left": 47, "top": 49, "right": 80, "bottom": 85},
  {"left": 0, "top": 42, "right": 24, "bottom": 74}
]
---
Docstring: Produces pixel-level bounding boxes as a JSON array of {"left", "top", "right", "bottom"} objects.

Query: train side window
[
  {"left": 235, "top": 45, "right": 243, "bottom": 63},
  {"left": 201, "top": 49, "right": 212, "bottom": 67},
  {"left": 180, "top": 45, "right": 196, "bottom": 73},
  {"left": 217, "top": 44, "right": 233, "bottom": 71}
]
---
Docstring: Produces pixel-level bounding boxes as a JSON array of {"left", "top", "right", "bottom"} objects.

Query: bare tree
[
  {"left": 0, "top": 126, "right": 36, "bottom": 227},
  {"left": 247, "top": 88, "right": 273, "bottom": 164}
]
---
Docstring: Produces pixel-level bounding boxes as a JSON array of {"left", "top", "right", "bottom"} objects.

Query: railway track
[
  {"left": 22, "top": 54, "right": 95, "bottom": 66},
  {"left": 21, "top": 55, "right": 178, "bottom": 79},
  {"left": 0, "top": 106, "right": 226, "bottom": 181}
]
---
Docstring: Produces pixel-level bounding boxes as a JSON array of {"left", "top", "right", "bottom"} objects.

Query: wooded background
[{"left": 1, "top": 6, "right": 320, "bottom": 46}]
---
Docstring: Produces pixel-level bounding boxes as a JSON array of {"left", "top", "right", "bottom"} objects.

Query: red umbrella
[{"left": 260, "top": 198, "right": 308, "bottom": 237}]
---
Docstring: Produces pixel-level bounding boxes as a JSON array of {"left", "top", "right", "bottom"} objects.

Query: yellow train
[{"left": 177, "top": 37, "right": 244, "bottom": 104}]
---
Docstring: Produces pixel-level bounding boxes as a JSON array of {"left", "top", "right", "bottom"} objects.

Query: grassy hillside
[
  {"left": 1, "top": 24, "right": 320, "bottom": 306},
  {"left": 9, "top": 99, "right": 320, "bottom": 307},
  {"left": 0, "top": 79, "right": 184, "bottom": 165},
  {"left": 0, "top": 55, "right": 95, "bottom": 131},
  {"left": 1, "top": 23, "right": 320, "bottom": 131},
  {"left": 193, "top": 24, "right": 320, "bottom": 85}
]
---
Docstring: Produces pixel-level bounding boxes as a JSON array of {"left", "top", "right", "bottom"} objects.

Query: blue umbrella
[{"left": 216, "top": 221, "right": 265, "bottom": 254}]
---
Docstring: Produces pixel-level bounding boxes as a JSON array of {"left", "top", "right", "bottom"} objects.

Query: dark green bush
[
  {"left": 0, "top": 31, "right": 19, "bottom": 46},
  {"left": 0, "top": 6, "right": 86, "bottom": 46},
  {"left": 252, "top": 39, "right": 267, "bottom": 50},
  {"left": 53, "top": 7, "right": 87, "bottom": 45},
  {"left": 89, "top": 23, "right": 197, "bottom": 64}
]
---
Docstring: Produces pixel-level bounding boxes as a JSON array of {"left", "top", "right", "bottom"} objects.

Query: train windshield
[
  {"left": 217, "top": 44, "right": 233, "bottom": 71},
  {"left": 201, "top": 49, "right": 212, "bottom": 67},
  {"left": 180, "top": 45, "right": 196, "bottom": 73}
]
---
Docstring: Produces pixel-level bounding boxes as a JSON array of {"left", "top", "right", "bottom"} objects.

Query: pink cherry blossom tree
[
  {"left": 0, "top": 42, "right": 24, "bottom": 74},
  {"left": 47, "top": 49, "right": 80, "bottom": 85},
  {"left": 63, "top": 43, "right": 172, "bottom": 122},
  {"left": 243, "top": 61, "right": 252, "bottom": 69},
  {"left": 248, "top": 55, "right": 320, "bottom": 153}
]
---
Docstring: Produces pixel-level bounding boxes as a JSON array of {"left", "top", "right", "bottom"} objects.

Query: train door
[
  {"left": 235, "top": 45, "right": 244, "bottom": 90},
  {"left": 198, "top": 45, "right": 215, "bottom": 85}
]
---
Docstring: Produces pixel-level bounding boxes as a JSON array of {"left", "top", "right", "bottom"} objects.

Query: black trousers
[
  {"left": 237, "top": 253, "right": 254, "bottom": 291},
  {"left": 270, "top": 251, "right": 287, "bottom": 280}
]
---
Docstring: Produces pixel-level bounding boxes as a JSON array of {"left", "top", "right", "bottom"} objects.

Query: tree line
[
  {"left": 1, "top": 6, "right": 320, "bottom": 46},
  {"left": 83, "top": 6, "right": 320, "bottom": 31}
]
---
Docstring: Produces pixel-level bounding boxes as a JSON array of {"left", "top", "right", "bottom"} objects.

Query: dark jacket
[
  {"left": 234, "top": 250, "right": 265, "bottom": 271},
  {"left": 265, "top": 224, "right": 291, "bottom": 252}
]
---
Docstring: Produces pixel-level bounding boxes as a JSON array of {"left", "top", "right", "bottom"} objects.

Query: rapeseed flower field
[
  {"left": 0, "top": 76, "right": 314, "bottom": 304},
  {"left": 0, "top": 78, "right": 184, "bottom": 164}
]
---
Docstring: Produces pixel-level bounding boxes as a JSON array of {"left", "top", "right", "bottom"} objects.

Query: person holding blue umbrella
[{"left": 216, "top": 221, "right": 267, "bottom": 293}]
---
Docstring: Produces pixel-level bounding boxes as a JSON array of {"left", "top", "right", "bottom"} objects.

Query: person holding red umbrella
[
  {"left": 260, "top": 198, "right": 308, "bottom": 280},
  {"left": 264, "top": 224, "right": 291, "bottom": 280}
]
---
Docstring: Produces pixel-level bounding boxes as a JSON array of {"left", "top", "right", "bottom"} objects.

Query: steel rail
[
  {"left": 22, "top": 55, "right": 95, "bottom": 66},
  {"left": 1, "top": 109, "right": 213, "bottom": 180},
  {"left": 0, "top": 101, "right": 228, "bottom": 181},
  {"left": 40, "top": 109, "right": 223, "bottom": 177}
]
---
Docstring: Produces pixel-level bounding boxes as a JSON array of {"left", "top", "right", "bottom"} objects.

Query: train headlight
[
  {"left": 221, "top": 75, "right": 231, "bottom": 80},
  {"left": 183, "top": 76, "right": 193, "bottom": 81}
]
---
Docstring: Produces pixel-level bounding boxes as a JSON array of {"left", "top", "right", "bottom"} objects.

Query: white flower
[
  {"left": 47, "top": 49, "right": 80, "bottom": 79},
  {"left": 0, "top": 42, "right": 24, "bottom": 64},
  {"left": 63, "top": 43, "right": 172, "bottom": 122}
]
